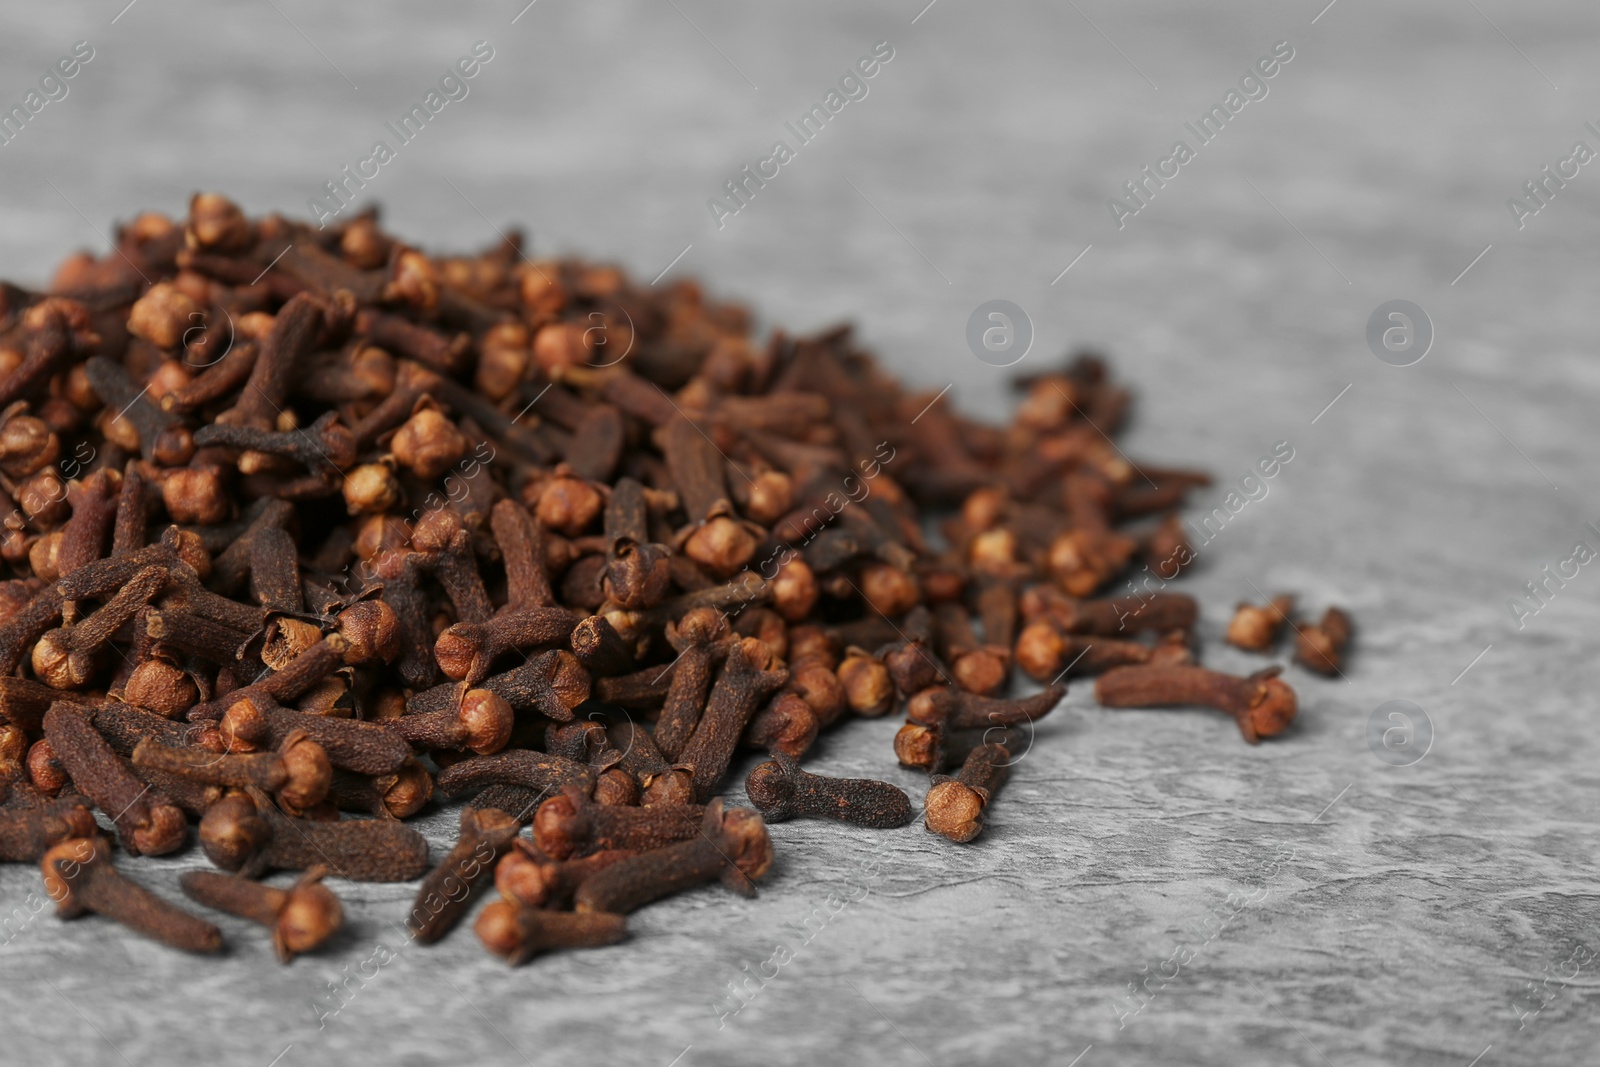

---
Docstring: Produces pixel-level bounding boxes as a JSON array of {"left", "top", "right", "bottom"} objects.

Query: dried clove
[
  {"left": 181, "top": 867, "right": 343, "bottom": 962},
  {"left": 1227, "top": 594, "right": 1294, "bottom": 652},
  {"left": 1094, "top": 664, "right": 1298, "bottom": 744},
  {"left": 406, "top": 806, "right": 520, "bottom": 944},
  {"left": 42, "top": 702, "right": 187, "bottom": 856},
  {"left": 1294, "top": 607, "right": 1351, "bottom": 675},
  {"left": 494, "top": 841, "right": 634, "bottom": 910},
  {"left": 676, "top": 638, "right": 787, "bottom": 802},
  {"left": 572, "top": 799, "right": 772, "bottom": 913},
  {"left": 43, "top": 836, "right": 222, "bottom": 953},
  {"left": 533, "top": 784, "right": 706, "bottom": 860},
  {"left": 199, "top": 787, "right": 429, "bottom": 881},
  {"left": 475, "top": 902, "right": 626, "bottom": 966},
  {"left": 924, "top": 742, "right": 1011, "bottom": 843},
  {"left": 905, "top": 684, "right": 1065, "bottom": 730},
  {"left": 0, "top": 797, "right": 96, "bottom": 860},
  {"left": 745, "top": 753, "right": 912, "bottom": 827}
]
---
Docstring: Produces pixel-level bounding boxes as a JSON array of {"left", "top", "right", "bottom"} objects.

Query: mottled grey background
[{"left": 1, "top": 2, "right": 1597, "bottom": 1065}]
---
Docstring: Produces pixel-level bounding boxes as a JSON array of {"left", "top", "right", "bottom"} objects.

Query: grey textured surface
[{"left": 1, "top": 2, "right": 1597, "bottom": 1065}]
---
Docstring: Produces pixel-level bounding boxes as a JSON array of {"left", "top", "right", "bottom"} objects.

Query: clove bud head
[
  {"left": 458, "top": 689, "right": 514, "bottom": 755},
  {"left": 274, "top": 870, "right": 344, "bottom": 961},
  {"left": 893, "top": 724, "right": 940, "bottom": 770},
  {"left": 1226, "top": 597, "right": 1292, "bottom": 652},
  {"left": 1238, "top": 673, "right": 1298, "bottom": 743},
  {"left": 494, "top": 843, "right": 557, "bottom": 909},
  {"left": 199, "top": 791, "right": 271, "bottom": 871},
  {"left": 924, "top": 778, "right": 988, "bottom": 843},
  {"left": 475, "top": 900, "right": 626, "bottom": 966},
  {"left": 716, "top": 802, "right": 774, "bottom": 889},
  {"left": 277, "top": 731, "right": 334, "bottom": 812}
]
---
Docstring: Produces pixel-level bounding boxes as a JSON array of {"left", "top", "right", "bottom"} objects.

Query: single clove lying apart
[
  {"left": 1226, "top": 595, "right": 1294, "bottom": 652},
  {"left": 42, "top": 836, "right": 223, "bottom": 953},
  {"left": 924, "top": 743, "right": 1012, "bottom": 843},
  {"left": 745, "top": 753, "right": 912, "bottom": 828},
  {"left": 1094, "top": 664, "right": 1298, "bottom": 743},
  {"left": 180, "top": 868, "right": 343, "bottom": 962},
  {"left": 1295, "top": 607, "right": 1351, "bottom": 676}
]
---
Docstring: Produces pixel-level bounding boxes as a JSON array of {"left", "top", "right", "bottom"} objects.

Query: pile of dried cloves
[{"left": 0, "top": 195, "right": 1348, "bottom": 963}]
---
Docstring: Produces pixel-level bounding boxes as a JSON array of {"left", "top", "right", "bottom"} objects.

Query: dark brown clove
[
  {"left": 219, "top": 697, "right": 412, "bottom": 775},
  {"left": 43, "top": 836, "right": 223, "bottom": 953},
  {"left": 132, "top": 730, "right": 331, "bottom": 811},
  {"left": 42, "top": 702, "right": 187, "bottom": 856},
  {"left": 893, "top": 722, "right": 1028, "bottom": 774},
  {"left": 532, "top": 784, "right": 705, "bottom": 860},
  {"left": 328, "top": 761, "right": 432, "bottom": 819},
  {"left": 650, "top": 607, "right": 727, "bottom": 759},
  {"left": 494, "top": 840, "right": 634, "bottom": 910},
  {"left": 572, "top": 799, "right": 772, "bottom": 913},
  {"left": 433, "top": 606, "right": 578, "bottom": 685},
  {"left": 905, "top": 684, "right": 1064, "bottom": 731},
  {"left": 1013, "top": 620, "right": 1151, "bottom": 681},
  {"left": 1294, "top": 607, "right": 1351, "bottom": 676},
  {"left": 0, "top": 797, "right": 97, "bottom": 860},
  {"left": 180, "top": 867, "right": 342, "bottom": 962},
  {"left": 475, "top": 902, "right": 625, "bottom": 966},
  {"left": 676, "top": 638, "right": 788, "bottom": 802},
  {"left": 434, "top": 749, "right": 594, "bottom": 799},
  {"left": 489, "top": 498, "right": 554, "bottom": 608},
  {"left": 745, "top": 753, "right": 912, "bottom": 827},
  {"left": 408, "top": 648, "right": 590, "bottom": 723},
  {"left": 742, "top": 691, "right": 819, "bottom": 759},
  {"left": 1094, "top": 664, "right": 1298, "bottom": 744},
  {"left": 386, "top": 689, "right": 513, "bottom": 755},
  {"left": 199, "top": 787, "right": 429, "bottom": 881},
  {"left": 406, "top": 806, "right": 521, "bottom": 944}
]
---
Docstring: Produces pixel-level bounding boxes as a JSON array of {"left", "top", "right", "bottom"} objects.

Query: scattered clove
[
  {"left": 180, "top": 867, "right": 343, "bottom": 962},
  {"left": 1094, "top": 664, "right": 1298, "bottom": 744},
  {"left": 1226, "top": 594, "right": 1294, "bottom": 652},
  {"left": 924, "top": 742, "right": 1011, "bottom": 843},
  {"left": 1294, "top": 607, "right": 1351, "bottom": 676},
  {"left": 572, "top": 799, "right": 772, "bottom": 913},
  {"left": 42, "top": 836, "right": 222, "bottom": 953},
  {"left": 745, "top": 753, "right": 912, "bottom": 827}
]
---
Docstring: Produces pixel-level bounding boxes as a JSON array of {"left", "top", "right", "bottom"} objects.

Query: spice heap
[{"left": 0, "top": 196, "right": 1346, "bottom": 963}]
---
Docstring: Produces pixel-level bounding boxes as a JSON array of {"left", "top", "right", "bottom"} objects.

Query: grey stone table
[{"left": 0, "top": 1, "right": 1596, "bottom": 1064}]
